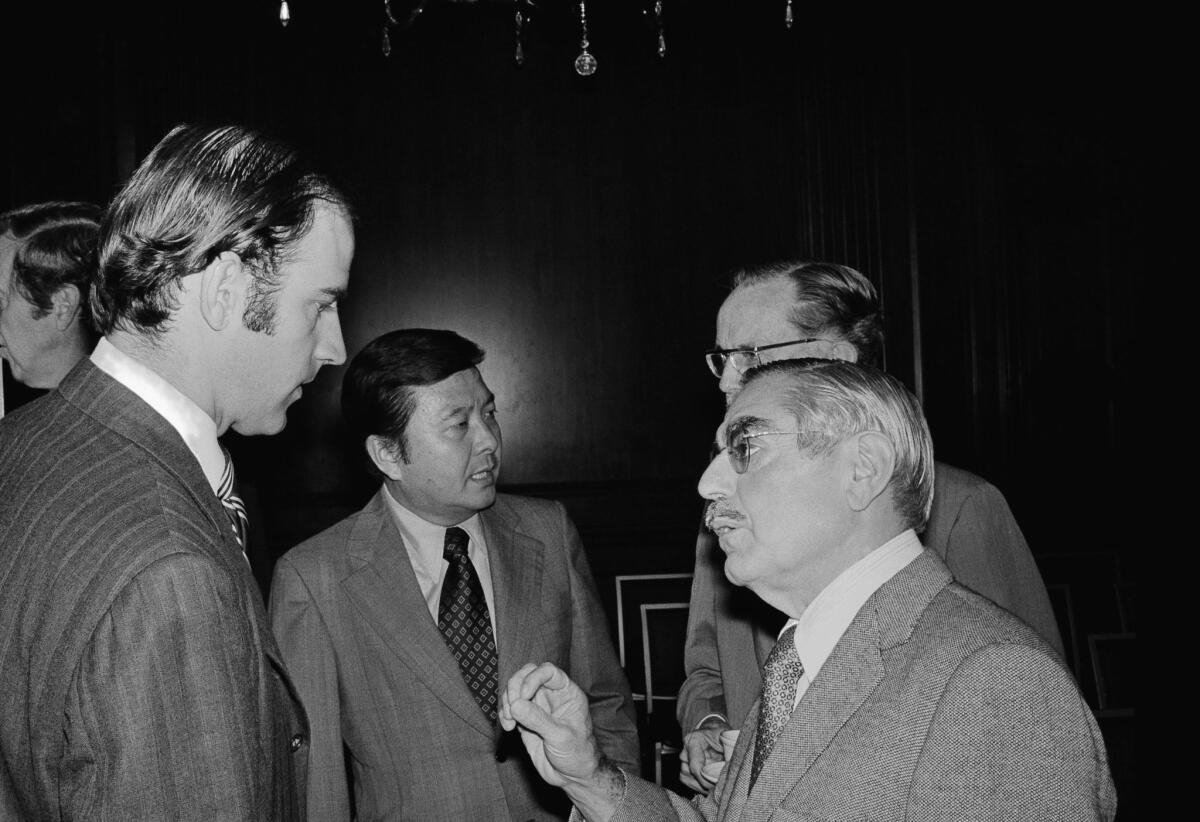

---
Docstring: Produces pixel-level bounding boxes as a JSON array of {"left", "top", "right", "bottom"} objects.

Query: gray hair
[{"left": 744, "top": 358, "right": 934, "bottom": 532}]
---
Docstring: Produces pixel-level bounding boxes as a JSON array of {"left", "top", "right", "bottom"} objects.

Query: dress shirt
[
  {"left": 381, "top": 485, "right": 498, "bottom": 637},
  {"left": 90, "top": 338, "right": 225, "bottom": 496},
  {"left": 781, "top": 528, "right": 924, "bottom": 708}
]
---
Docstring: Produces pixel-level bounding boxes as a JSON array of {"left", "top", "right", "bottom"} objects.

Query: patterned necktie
[
  {"left": 438, "top": 527, "right": 499, "bottom": 723},
  {"left": 750, "top": 623, "right": 804, "bottom": 790},
  {"left": 216, "top": 446, "right": 249, "bottom": 556}
]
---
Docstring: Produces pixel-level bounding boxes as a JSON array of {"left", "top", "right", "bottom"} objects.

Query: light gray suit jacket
[
  {"left": 678, "top": 462, "right": 1064, "bottom": 732},
  {"left": 270, "top": 490, "right": 640, "bottom": 821},
  {"left": 0, "top": 360, "right": 309, "bottom": 821},
  {"left": 619, "top": 551, "right": 1115, "bottom": 821}
]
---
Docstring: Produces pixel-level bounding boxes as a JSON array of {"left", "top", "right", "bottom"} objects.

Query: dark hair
[
  {"left": 92, "top": 123, "right": 350, "bottom": 337},
  {"left": 731, "top": 261, "right": 884, "bottom": 367},
  {"left": 342, "top": 329, "right": 486, "bottom": 469},
  {"left": 2, "top": 201, "right": 102, "bottom": 333}
]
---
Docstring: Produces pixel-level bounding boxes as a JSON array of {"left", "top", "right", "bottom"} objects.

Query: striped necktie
[{"left": 216, "top": 446, "right": 249, "bottom": 556}]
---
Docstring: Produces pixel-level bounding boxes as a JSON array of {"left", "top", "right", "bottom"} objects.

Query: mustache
[{"left": 704, "top": 501, "right": 745, "bottom": 532}]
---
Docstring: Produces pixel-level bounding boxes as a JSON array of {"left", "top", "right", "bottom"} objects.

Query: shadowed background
[{"left": 2, "top": 1, "right": 1140, "bottom": 813}]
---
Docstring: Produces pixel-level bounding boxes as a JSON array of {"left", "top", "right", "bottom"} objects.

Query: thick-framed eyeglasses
[
  {"left": 704, "top": 338, "right": 828, "bottom": 378},
  {"left": 721, "top": 418, "right": 820, "bottom": 474}
]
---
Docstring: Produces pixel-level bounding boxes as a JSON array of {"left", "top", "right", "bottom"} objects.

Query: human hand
[
  {"left": 500, "top": 662, "right": 603, "bottom": 787},
  {"left": 678, "top": 716, "right": 731, "bottom": 794}
]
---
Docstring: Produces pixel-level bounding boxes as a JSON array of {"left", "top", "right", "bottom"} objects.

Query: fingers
[
  {"left": 680, "top": 730, "right": 718, "bottom": 793},
  {"left": 500, "top": 662, "right": 567, "bottom": 732}
]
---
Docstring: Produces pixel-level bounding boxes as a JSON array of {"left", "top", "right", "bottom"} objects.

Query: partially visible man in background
[
  {"left": 0, "top": 201, "right": 101, "bottom": 392},
  {"left": 678, "top": 260, "right": 1064, "bottom": 792},
  {"left": 0, "top": 124, "right": 353, "bottom": 820}
]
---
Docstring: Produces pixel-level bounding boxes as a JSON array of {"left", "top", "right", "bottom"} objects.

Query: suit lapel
[
  {"left": 741, "top": 609, "right": 885, "bottom": 820},
  {"left": 481, "top": 497, "right": 546, "bottom": 681},
  {"left": 59, "top": 360, "right": 253, "bottom": 583},
  {"left": 724, "top": 550, "right": 953, "bottom": 821},
  {"left": 341, "top": 492, "right": 497, "bottom": 738},
  {"left": 59, "top": 361, "right": 292, "bottom": 678}
]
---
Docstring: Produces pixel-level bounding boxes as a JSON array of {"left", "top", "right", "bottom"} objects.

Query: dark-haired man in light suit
[
  {"left": 270, "top": 328, "right": 639, "bottom": 822},
  {"left": 1, "top": 124, "right": 353, "bottom": 820},
  {"left": 502, "top": 359, "right": 1115, "bottom": 822}
]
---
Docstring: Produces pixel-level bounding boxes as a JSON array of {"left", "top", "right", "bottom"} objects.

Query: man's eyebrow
[
  {"left": 714, "top": 414, "right": 768, "bottom": 447},
  {"left": 318, "top": 287, "right": 347, "bottom": 302}
]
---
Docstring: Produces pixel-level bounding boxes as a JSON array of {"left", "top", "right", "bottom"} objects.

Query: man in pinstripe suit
[
  {"left": 0, "top": 123, "right": 353, "bottom": 820},
  {"left": 501, "top": 359, "right": 1116, "bottom": 822}
]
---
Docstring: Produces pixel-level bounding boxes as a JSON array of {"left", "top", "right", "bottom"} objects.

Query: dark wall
[
  {"left": 2, "top": 2, "right": 1135, "bottom": 577},
  {"left": 3, "top": 2, "right": 1137, "bottom": 812},
  {"left": 5, "top": 3, "right": 926, "bottom": 548}
]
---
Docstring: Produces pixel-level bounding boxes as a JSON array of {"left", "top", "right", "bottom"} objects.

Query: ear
[
  {"left": 197, "top": 252, "right": 248, "bottom": 331},
  {"left": 50, "top": 284, "right": 82, "bottom": 330},
  {"left": 845, "top": 431, "right": 896, "bottom": 512},
  {"left": 366, "top": 434, "right": 405, "bottom": 481}
]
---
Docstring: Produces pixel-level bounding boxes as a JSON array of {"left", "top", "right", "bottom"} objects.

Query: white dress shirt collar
[
  {"left": 784, "top": 529, "right": 924, "bottom": 689},
  {"left": 380, "top": 484, "right": 496, "bottom": 628},
  {"left": 90, "top": 337, "right": 225, "bottom": 495}
]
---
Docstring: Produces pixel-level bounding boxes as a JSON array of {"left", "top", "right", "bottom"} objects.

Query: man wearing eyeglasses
[
  {"left": 677, "top": 261, "right": 1063, "bottom": 793},
  {"left": 499, "top": 359, "right": 1114, "bottom": 822}
]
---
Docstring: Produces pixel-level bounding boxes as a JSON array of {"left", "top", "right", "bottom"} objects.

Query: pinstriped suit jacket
[
  {"left": 614, "top": 551, "right": 1116, "bottom": 822},
  {"left": 269, "top": 490, "right": 640, "bottom": 821},
  {"left": 0, "top": 360, "right": 309, "bottom": 821}
]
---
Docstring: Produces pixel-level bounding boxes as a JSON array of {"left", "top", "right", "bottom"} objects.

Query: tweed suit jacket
[
  {"left": 678, "top": 461, "right": 1064, "bottom": 732},
  {"left": 0, "top": 360, "right": 309, "bottom": 821},
  {"left": 617, "top": 550, "right": 1116, "bottom": 822},
  {"left": 269, "top": 490, "right": 640, "bottom": 822}
]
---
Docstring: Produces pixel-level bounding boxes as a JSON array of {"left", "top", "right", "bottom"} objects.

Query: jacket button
[{"left": 290, "top": 734, "right": 305, "bottom": 752}]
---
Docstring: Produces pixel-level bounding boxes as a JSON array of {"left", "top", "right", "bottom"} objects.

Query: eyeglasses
[
  {"left": 720, "top": 418, "right": 820, "bottom": 474},
  {"left": 704, "top": 338, "right": 828, "bottom": 378}
]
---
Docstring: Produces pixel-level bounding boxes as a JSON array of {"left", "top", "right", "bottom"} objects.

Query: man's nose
[
  {"left": 718, "top": 361, "right": 744, "bottom": 400},
  {"left": 318, "top": 314, "right": 347, "bottom": 366},
  {"left": 698, "top": 450, "right": 733, "bottom": 500},
  {"left": 475, "top": 418, "right": 500, "bottom": 453}
]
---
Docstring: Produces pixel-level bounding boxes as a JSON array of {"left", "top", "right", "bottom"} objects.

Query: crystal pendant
[
  {"left": 574, "top": 50, "right": 597, "bottom": 76},
  {"left": 382, "top": 26, "right": 392, "bottom": 57},
  {"left": 657, "top": 33, "right": 666, "bottom": 58},
  {"left": 785, "top": 1, "right": 793, "bottom": 29},
  {"left": 279, "top": 0, "right": 290, "bottom": 27}
]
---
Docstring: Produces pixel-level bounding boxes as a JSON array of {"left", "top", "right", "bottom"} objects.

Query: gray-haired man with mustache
[
  {"left": 677, "top": 261, "right": 1062, "bottom": 793},
  {"left": 500, "top": 359, "right": 1115, "bottom": 822}
]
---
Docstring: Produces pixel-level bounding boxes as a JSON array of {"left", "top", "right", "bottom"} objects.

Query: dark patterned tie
[
  {"left": 216, "top": 446, "right": 249, "bottom": 557},
  {"left": 750, "top": 623, "right": 804, "bottom": 790},
  {"left": 438, "top": 527, "right": 499, "bottom": 723}
]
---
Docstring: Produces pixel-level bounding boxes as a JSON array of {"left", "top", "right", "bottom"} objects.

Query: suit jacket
[
  {"left": 0, "top": 360, "right": 308, "bottom": 821},
  {"left": 678, "top": 461, "right": 1064, "bottom": 732},
  {"left": 619, "top": 551, "right": 1115, "bottom": 822},
  {"left": 269, "top": 490, "right": 640, "bottom": 822}
]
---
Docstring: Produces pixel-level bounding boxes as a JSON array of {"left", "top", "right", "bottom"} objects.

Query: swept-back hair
[
  {"left": 92, "top": 123, "right": 349, "bottom": 336},
  {"left": 342, "top": 329, "right": 486, "bottom": 470},
  {"left": 745, "top": 358, "right": 935, "bottom": 532},
  {"left": 2, "top": 201, "right": 102, "bottom": 332},
  {"left": 731, "top": 261, "right": 884, "bottom": 367}
]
